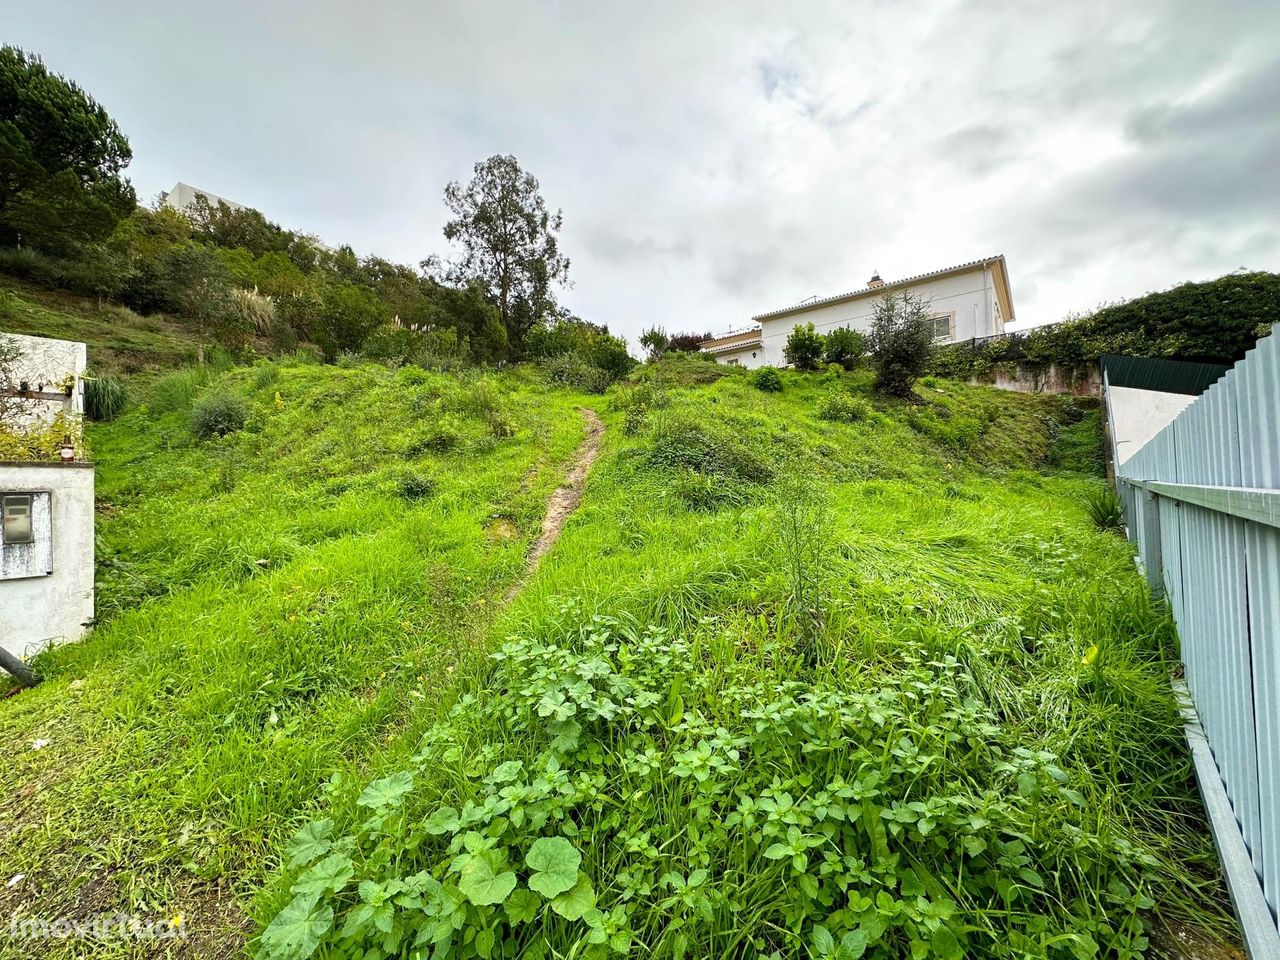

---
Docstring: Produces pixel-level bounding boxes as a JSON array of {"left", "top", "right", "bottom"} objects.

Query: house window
[
  {"left": 932, "top": 314, "right": 954, "bottom": 341},
  {"left": 2, "top": 494, "right": 34, "bottom": 544}
]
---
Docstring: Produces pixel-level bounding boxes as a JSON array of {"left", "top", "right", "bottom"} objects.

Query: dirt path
[{"left": 505, "top": 408, "right": 604, "bottom": 601}]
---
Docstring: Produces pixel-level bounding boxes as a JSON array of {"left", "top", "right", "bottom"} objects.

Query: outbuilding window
[
  {"left": 932, "top": 314, "right": 955, "bottom": 341},
  {"left": 2, "top": 494, "right": 33, "bottom": 544}
]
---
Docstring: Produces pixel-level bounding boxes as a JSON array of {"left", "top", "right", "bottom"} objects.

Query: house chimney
[{"left": 867, "top": 271, "right": 884, "bottom": 289}]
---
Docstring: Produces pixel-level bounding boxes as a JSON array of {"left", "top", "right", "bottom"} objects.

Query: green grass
[
  {"left": 0, "top": 359, "right": 1236, "bottom": 959},
  {"left": 0, "top": 358, "right": 592, "bottom": 957},
  {"left": 0, "top": 273, "right": 201, "bottom": 375}
]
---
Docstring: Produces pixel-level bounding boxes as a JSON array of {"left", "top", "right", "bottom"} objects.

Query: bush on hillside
[
  {"left": 190, "top": 390, "right": 247, "bottom": 439},
  {"left": 230, "top": 286, "right": 277, "bottom": 337},
  {"left": 613, "top": 380, "right": 669, "bottom": 435},
  {"left": 645, "top": 412, "right": 773, "bottom": 484},
  {"left": 752, "top": 366, "right": 783, "bottom": 392},
  {"left": 823, "top": 326, "right": 868, "bottom": 369},
  {"left": 783, "top": 321, "right": 825, "bottom": 371},
  {"left": 543, "top": 353, "right": 613, "bottom": 394},
  {"left": 817, "top": 391, "right": 870, "bottom": 423},
  {"left": 527, "top": 316, "right": 636, "bottom": 391},
  {"left": 395, "top": 469, "right": 437, "bottom": 501},
  {"left": 362, "top": 323, "right": 470, "bottom": 371},
  {"left": 869, "top": 292, "right": 935, "bottom": 397}
]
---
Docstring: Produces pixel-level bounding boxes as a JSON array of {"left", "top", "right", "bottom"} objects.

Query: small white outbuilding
[{"left": 0, "top": 332, "right": 94, "bottom": 660}]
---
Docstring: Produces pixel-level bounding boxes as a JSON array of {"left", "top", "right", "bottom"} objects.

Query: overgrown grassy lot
[
  {"left": 0, "top": 356, "right": 1236, "bottom": 959},
  {"left": 0, "top": 358, "right": 591, "bottom": 957},
  {"left": 254, "top": 362, "right": 1234, "bottom": 959}
]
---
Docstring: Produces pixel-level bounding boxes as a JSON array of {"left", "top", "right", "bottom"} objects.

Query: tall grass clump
[
  {"left": 1085, "top": 484, "right": 1125, "bottom": 532},
  {"left": 84, "top": 374, "right": 128, "bottom": 421},
  {"left": 232, "top": 286, "right": 278, "bottom": 337}
]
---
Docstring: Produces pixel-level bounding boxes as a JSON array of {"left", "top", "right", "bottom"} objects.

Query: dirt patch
[
  {"left": 485, "top": 516, "right": 520, "bottom": 543},
  {"left": 505, "top": 409, "right": 604, "bottom": 601},
  {"left": 1148, "top": 915, "right": 1245, "bottom": 960}
]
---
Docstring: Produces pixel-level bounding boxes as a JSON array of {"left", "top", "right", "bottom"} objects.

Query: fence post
[{"left": 1141, "top": 486, "right": 1165, "bottom": 597}]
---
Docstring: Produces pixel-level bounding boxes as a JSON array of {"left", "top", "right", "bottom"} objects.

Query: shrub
[
  {"left": 869, "top": 292, "right": 935, "bottom": 397},
  {"left": 410, "top": 417, "right": 464, "bottom": 454},
  {"left": 395, "top": 469, "right": 437, "bottom": 501},
  {"left": 1085, "top": 485, "right": 1124, "bottom": 532},
  {"left": 823, "top": 326, "right": 868, "bottom": 369},
  {"left": 645, "top": 412, "right": 773, "bottom": 484},
  {"left": 752, "top": 366, "right": 783, "bottom": 392},
  {"left": 817, "top": 391, "right": 870, "bottom": 423},
  {"left": 782, "top": 321, "right": 825, "bottom": 371},
  {"left": 614, "top": 381, "right": 669, "bottom": 435},
  {"left": 671, "top": 468, "right": 742, "bottom": 511},
  {"left": 543, "top": 353, "right": 613, "bottom": 394},
  {"left": 190, "top": 391, "right": 248, "bottom": 439},
  {"left": 84, "top": 375, "right": 128, "bottom": 421},
  {"left": 907, "top": 405, "right": 983, "bottom": 451}
]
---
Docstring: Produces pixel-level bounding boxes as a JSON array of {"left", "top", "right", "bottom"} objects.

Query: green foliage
[
  {"left": 231, "top": 286, "right": 277, "bottom": 337},
  {"left": 308, "top": 281, "right": 390, "bottom": 361},
  {"left": 190, "top": 389, "right": 248, "bottom": 439},
  {"left": 931, "top": 272, "right": 1280, "bottom": 379},
  {"left": 84, "top": 374, "right": 128, "bottom": 421},
  {"left": 823, "top": 326, "right": 868, "bottom": 370},
  {"left": 265, "top": 600, "right": 1184, "bottom": 959},
  {"left": 362, "top": 322, "right": 470, "bottom": 371},
  {"left": 613, "top": 380, "right": 669, "bottom": 435},
  {"left": 1046, "top": 409, "right": 1104, "bottom": 475},
  {"left": 0, "top": 359, "right": 1236, "bottom": 960},
  {"left": 869, "top": 292, "right": 935, "bottom": 397},
  {"left": 529, "top": 317, "right": 635, "bottom": 392},
  {"left": 817, "top": 391, "right": 870, "bottom": 423},
  {"left": 644, "top": 411, "right": 774, "bottom": 485},
  {"left": 752, "top": 366, "right": 783, "bottom": 392},
  {"left": 1085, "top": 485, "right": 1125, "bottom": 532},
  {"left": 0, "top": 46, "right": 136, "bottom": 253},
  {"left": 639, "top": 326, "right": 668, "bottom": 361},
  {"left": 439, "top": 154, "right": 571, "bottom": 351},
  {"left": 783, "top": 321, "right": 825, "bottom": 371},
  {"left": 0, "top": 410, "right": 84, "bottom": 462},
  {"left": 395, "top": 469, "right": 437, "bottom": 501}
]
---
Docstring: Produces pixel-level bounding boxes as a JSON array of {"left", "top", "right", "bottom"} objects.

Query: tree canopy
[
  {"left": 435, "top": 155, "right": 570, "bottom": 353},
  {"left": 0, "top": 46, "right": 136, "bottom": 252}
]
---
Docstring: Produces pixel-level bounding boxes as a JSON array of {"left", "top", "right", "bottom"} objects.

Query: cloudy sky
[{"left": 5, "top": 0, "right": 1278, "bottom": 343}]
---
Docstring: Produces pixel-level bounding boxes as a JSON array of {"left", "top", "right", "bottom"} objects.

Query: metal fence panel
[{"left": 1115, "top": 332, "right": 1280, "bottom": 946}]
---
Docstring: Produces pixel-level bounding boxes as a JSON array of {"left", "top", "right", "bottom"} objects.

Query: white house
[
  {"left": 1, "top": 332, "right": 94, "bottom": 660},
  {"left": 702, "top": 255, "right": 1015, "bottom": 369}
]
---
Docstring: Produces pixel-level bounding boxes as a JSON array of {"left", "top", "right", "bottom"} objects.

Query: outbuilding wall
[{"left": 0, "top": 462, "right": 94, "bottom": 659}]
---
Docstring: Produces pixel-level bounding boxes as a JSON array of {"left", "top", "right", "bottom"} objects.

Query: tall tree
[
  {"left": 432, "top": 155, "right": 570, "bottom": 353},
  {"left": 0, "top": 47, "right": 136, "bottom": 252}
]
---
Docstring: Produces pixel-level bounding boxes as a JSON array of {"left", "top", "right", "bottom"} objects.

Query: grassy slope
[
  {"left": 0, "top": 350, "right": 1235, "bottom": 959},
  {"left": 0, "top": 358, "right": 592, "bottom": 957},
  {"left": 0, "top": 274, "right": 202, "bottom": 375},
  {"left": 252, "top": 362, "right": 1235, "bottom": 959}
]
